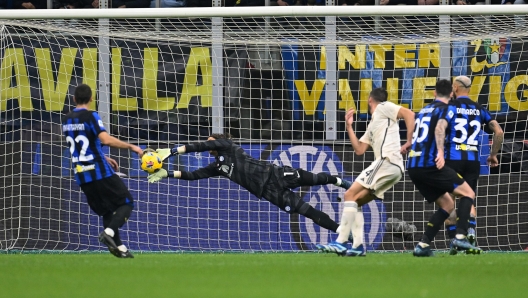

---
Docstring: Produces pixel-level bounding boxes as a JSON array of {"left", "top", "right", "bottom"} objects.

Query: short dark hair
[
  {"left": 369, "top": 88, "right": 388, "bottom": 103},
  {"left": 74, "top": 84, "right": 92, "bottom": 105},
  {"left": 435, "top": 79, "right": 452, "bottom": 98},
  {"left": 209, "top": 133, "right": 233, "bottom": 140}
]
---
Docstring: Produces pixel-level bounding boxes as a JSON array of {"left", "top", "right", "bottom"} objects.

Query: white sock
[
  {"left": 336, "top": 201, "right": 358, "bottom": 243},
  {"left": 456, "top": 234, "right": 466, "bottom": 240},
  {"left": 117, "top": 245, "right": 127, "bottom": 252},
  {"left": 104, "top": 228, "right": 115, "bottom": 238},
  {"left": 351, "top": 207, "right": 364, "bottom": 249},
  {"left": 334, "top": 177, "right": 342, "bottom": 187},
  {"left": 418, "top": 242, "right": 429, "bottom": 248}
]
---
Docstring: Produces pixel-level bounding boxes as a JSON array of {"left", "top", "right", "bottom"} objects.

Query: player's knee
[
  {"left": 445, "top": 210, "right": 457, "bottom": 225},
  {"left": 458, "top": 183, "right": 475, "bottom": 199},
  {"left": 436, "top": 194, "right": 455, "bottom": 214},
  {"left": 296, "top": 201, "right": 311, "bottom": 216}
]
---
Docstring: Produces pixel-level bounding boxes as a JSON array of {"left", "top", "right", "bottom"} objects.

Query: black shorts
[
  {"left": 80, "top": 174, "right": 134, "bottom": 216},
  {"left": 445, "top": 160, "right": 481, "bottom": 192},
  {"left": 260, "top": 166, "right": 303, "bottom": 214},
  {"left": 408, "top": 166, "right": 465, "bottom": 203}
]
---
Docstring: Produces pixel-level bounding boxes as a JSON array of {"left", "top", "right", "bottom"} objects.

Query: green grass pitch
[{"left": 1, "top": 252, "right": 527, "bottom": 297}]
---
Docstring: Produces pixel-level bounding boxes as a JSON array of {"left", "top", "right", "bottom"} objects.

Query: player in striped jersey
[
  {"left": 316, "top": 88, "right": 415, "bottom": 256},
  {"left": 62, "top": 84, "right": 143, "bottom": 258},
  {"left": 407, "top": 79, "right": 480, "bottom": 257},
  {"left": 436, "top": 76, "right": 504, "bottom": 254}
]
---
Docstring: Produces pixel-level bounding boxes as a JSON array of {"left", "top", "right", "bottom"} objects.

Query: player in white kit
[{"left": 316, "top": 88, "right": 415, "bottom": 256}]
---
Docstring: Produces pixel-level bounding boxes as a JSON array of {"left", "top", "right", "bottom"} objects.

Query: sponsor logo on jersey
[
  {"left": 456, "top": 144, "right": 478, "bottom": 151},
  {"left": 74, "top": 164, "right": 95, "bottom": 173},
  {"left": 409, "top": 150, "right": 422, "bottom": 157}
]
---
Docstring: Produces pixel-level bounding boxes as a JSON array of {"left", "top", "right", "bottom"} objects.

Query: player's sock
[
  {"left": 104, "top": 228, "right": 115, "bottom": 238},
  {"left": 469, "top": 216, "right": 476, "bottom": 230},
  {"left": 108, "top": 204, "right": 133, "bottom": 233},
  {"left": 446, "top": 224, "right": 457, "bottom": 239},
  {"left": 351, "top": 207, "right": 364, "bottom": 248},
  {"left": 456, "top": 197, "right": 473, "bottom": 236},
  {"left": 421, "top": 208, "right": 450, "bottom": 245},
  {"left": 303, "top": 206, "right": 339, "bottom": 232},
  {"left": 336, "top": 201, "right": 358, "bottom": 243},
  {"left": 297, "top": 170, "right": 338, "bottom": 186},
  {"left": 113, "top": 230, "right": 123, "bottom": 246}
]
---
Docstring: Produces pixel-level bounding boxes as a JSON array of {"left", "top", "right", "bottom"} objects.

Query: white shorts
[{"left": 355, "top": 158, "right": 402, "bottom": 199}]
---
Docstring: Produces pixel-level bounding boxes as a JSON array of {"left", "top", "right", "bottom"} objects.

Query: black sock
[
  {"left": 420, "top": 208, "right": 450, "bottom": 244},
  {"left": 298, "top": 169, "right": 337, "bottom": 186},
  {"left": 303, "top": 206, "right": 339, "bottom": 232},
  {"left": 469, "top": 216, "right": 476, "bottom": 229},
  {"left": 456, "top": 197, "right": 473, "bottom": 235},
  {"left": 446, "top": 224, "right": 457, "bottom": 239},
  {"left": 108, "top": 204, "right": 133, "bottom": 232},
  {"left": 113, "top": 230, "right": 123, "bottom": 246}
]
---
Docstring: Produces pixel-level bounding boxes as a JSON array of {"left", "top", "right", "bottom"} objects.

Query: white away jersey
[{"left": 359, "top": 101, "right": 404, "bottom": 171}]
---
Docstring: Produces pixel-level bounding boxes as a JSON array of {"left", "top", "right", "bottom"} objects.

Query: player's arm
[
  {"left": 98, "top": 132, "right": 143, "bottom": 156},
  {"left": 156, "top": 139, "right": 232, "bottom": 161},
  {"left": 148, "top": 163, "right": 219, "bottom": 183},
  {"left": 397, "top": 106, "right": 415, "bottom": 154},
  {"left": 105, "top": 156, "right": 119, "bottom": 171},
  {"left": 434, "top": 118, "right": 448, "bottom": 169},
  {"left": 90, "top": 111, "right": 142, "bottom": 156},
  {"left": 487, "top": 120, "right": 504, "bottom": 167},
  {"left": 345, "top": 108, "right": 369, "bottom": 156}
]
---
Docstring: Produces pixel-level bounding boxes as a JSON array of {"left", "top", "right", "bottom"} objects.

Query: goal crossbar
[{"left": 0, "top": 6, "right": 528, "bottom": 20}]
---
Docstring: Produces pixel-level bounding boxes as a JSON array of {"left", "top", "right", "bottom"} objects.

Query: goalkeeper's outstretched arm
[
  {"left": 148, "top": 163, "right": 219, "bottom": 183},
  {"left": 156, "top": 139, "right": 233, "bottom": 161}
]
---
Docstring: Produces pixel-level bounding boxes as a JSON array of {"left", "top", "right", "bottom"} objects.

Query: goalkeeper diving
[{"left": 148, "top": 133, "right": 352, "bottom": 235}]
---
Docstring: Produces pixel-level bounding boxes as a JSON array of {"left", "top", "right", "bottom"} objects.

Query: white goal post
[{"left": 0, "top": 6, "right": 526, "bottom": 253}]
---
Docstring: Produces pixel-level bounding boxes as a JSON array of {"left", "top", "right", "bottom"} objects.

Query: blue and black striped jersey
[
  {"left": 62, "top": 108, "right": 114, "bottom": 185},
  {"left": 444, "top": 96, "right": 492, "bottom": 161},
  {"left": 406, "top": 100, "right": 449, "bottom": 168}
]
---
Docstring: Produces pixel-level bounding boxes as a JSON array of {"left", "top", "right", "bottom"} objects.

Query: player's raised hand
[
  {"left": 435, "top": 152, "right": 445, "bottom": 169},
  {"left": 400, "top": 141, "right": 412, "bottom": 155},
  {"left": 345, "top": 108, "right": 355, "bottom": 126},
  {"left": 487, "top": 155, "right": 499, "bottom": 167},
  {"left": 148, "top": 168, "right": 168, "bottom": 183},
  {"left": 156, "top": 148, "right": 173, "bottom": 161},
  {"left": 130, "top": 145, "right": 144, "bottom": 157},
  {"left": 105, "top": 156, "right": 119, "bottom": 171}
]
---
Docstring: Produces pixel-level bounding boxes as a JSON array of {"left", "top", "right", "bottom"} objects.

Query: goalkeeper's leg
[
  {"left": 296, "top": 200, "right": 339, "bottom": 232},
  {"left": 289, "top": 168, "right": 351, "bottom": 190}
]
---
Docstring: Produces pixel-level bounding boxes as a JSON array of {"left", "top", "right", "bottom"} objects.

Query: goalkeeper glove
[
  {"left": 155, "top": 148, "right": 173, "bottom": 161},
  {"left": 148, "top": 168, "right": 168, "bottom": 183},
  {"left": 156, "top": 146, "right": 186, "bottom": 161}
]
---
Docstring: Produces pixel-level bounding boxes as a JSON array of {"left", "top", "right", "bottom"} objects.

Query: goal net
[{"left": 0, "top": 7, "right": 527, "bottom": 253}]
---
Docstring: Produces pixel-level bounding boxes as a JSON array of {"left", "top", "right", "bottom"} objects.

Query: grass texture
[{"left": 1, "top": 252, "right": 527, "bottom": 298}]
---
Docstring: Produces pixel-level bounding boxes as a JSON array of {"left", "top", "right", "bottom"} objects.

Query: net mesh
[{"left": 0, "top": 13, "right": 527, "bottom": 252}]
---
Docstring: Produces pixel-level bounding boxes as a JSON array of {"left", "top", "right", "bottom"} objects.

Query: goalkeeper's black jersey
[{"left": 179, "top": 139, "right": 273, "bottom": 198}]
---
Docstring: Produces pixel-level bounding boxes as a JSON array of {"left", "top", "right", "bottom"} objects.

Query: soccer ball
[{"left": 141, "top": 151, "right": 163, "bottom": 174}]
